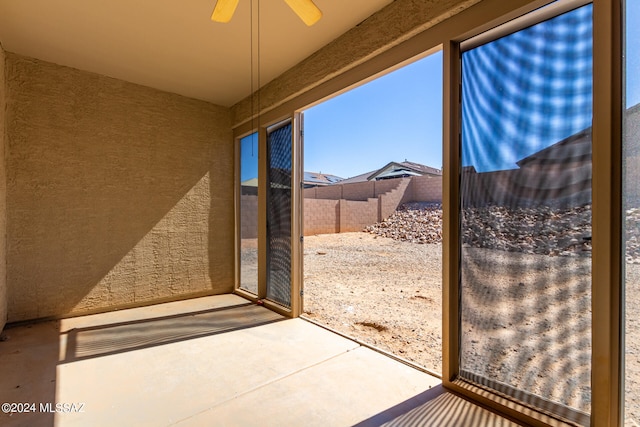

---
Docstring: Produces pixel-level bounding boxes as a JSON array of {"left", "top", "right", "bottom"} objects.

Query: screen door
[
  {"left": 459, "top": 2, "right": 593, "bottom": 422},
  {"left": 266, "top": 120, "right": 293, "bottom": 308}
]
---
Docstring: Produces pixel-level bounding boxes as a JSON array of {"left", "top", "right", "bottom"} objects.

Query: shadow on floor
[
  {"left": 0, "top": 299, "right": 284, "bottom": 427},
  {"left": 353, "top": 384, "right": 525, "bottom": 427},
  {"left": 62, "top": 302, "right": 284, "bottom": 363}
]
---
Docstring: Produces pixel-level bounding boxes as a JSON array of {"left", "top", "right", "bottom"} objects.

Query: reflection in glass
[
  {"left": 459, "top": 4, "right": 592, "bottom": 418},
  {"left": 240, "top": 133, "right": 258, "bottom": 294},
  {"left": 624, "top": 1, "right": 640, "bottom": 424}
]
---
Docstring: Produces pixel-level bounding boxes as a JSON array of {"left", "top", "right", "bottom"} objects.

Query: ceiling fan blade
[
  {"left": 211, "top": 0, "right": 240, "bottom": 23},
  {"left": 283, "top": 0, "right": 322, "bottom": 26}
]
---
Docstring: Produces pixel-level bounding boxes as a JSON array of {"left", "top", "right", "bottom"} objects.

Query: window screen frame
[
  {"left": 443, "top": 1, "right": 624, "bottom": 426},
  {"left": 231, "top": 0, "right": 624, "bottom": 424}
]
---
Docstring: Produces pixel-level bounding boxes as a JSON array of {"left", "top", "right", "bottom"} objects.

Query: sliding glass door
[
  {"left": 458, "top": 2, "right": 593, "bottom": 422},
  {"left": 235, "top": 116, "right": 302, "bottom": 316},
  {"left": 238, "top": 133, "right": 259, "bottom": 294}
]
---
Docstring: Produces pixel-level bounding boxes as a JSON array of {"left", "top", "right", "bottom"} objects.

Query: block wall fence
[
  {"left": 239, "top": 157, "right": 617, "bottom": 240},
  {"left": 240, "top": 175, "right": 443, "bottom": 238},
  {"left": 305, "top": 175, "right": 443, "bottom": 235}
]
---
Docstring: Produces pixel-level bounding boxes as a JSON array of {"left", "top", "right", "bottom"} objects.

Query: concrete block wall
[
  {"left": 342, "top": 181, "right": 376, "bottom": 200},
  {"left": 374, "top": 179, "right": 403, "bottom": 196},
  {"left": 461, "top": 166, "right": 591, "bottom": 208},
  {"left": 339, "top": 199, "right": 379, "bottom": 232},
  {"left": 303, "top": 177, "right": 435, "bottom": 235},
  {"left": 411, "top": 175, "right": 443, "bottom": 203},
  {"left": 625, "top": 105, "right": 640, "bottom": 207},
  {"left": 5, "top": 53, "right": 234, "bottom": 322},
  {"left": 304, "top": 199, "right": 339, "bottom": 235},
  {"left": 240, "top": 195, "right": 258, "bottom": 239},
  {"left": 0, "top": 45, "right": 6, "bottom": 331},
  {"left": 380, "top": 178, "right": 412, "bottom": 220},
  {"left": 242, "top": 178, "right": 444, "bottom": 240},
  {"left": 306, "top": 184, "right": 343, "bottom": 200},
  {"left": 308, "top": 177, "right": 412, "bottom": 202},
  {"left": 627, "top": 156, "right": 640, "bottom": 207}
]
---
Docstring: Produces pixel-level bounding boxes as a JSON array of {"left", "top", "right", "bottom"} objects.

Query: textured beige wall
[
  {"left": 232, "top": 0, "right": 481, "bottom": 127},
  {"left": 5, "top": 53, "right": 234, "bottom": 322},
  {"left": 0, "top": 45, "right": 7, "bottom": 331}
]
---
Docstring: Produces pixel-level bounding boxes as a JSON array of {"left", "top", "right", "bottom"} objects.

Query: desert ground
[
  {"left": 240, "top": 203, "right": 640, "bottom": 423},
  {"left": 301, "top": 207, "right": 640, "bottom": 424},
  {"left": 302, "top": 232, "right": 443, "bottom": 373}
]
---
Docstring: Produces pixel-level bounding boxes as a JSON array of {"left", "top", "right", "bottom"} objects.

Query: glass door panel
[
  {"left": 624, "top": 0, "right": 640, "bottom": 424},
  {"left": 459, "top": 3, "right": 593, "bottom": 418},
  {"left": 266, "top": 120, "right": 293, "bottom": 308},
  {"left": 239, "top": 133, "right": 259, "bottom": 294}
]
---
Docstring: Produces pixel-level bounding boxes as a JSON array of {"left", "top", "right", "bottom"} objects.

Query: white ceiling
[{"left": 0, "top": 0, "right": 394, "bottom": 107}]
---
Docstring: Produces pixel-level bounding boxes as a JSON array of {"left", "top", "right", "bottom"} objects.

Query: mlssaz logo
[{"left": 39, "top": 403, "right": 85, "bottom": 413}]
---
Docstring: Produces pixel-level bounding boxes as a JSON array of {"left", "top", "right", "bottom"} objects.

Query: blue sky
[
  {"left": 243, "top": 1, "right": 640, "bottom": 181},
  {"left": 462, "top": 4, "right": 593, "bottom": 172},
  {"left": 627, "top": 0, "right": 640, "bottom": 108},
  {"left": 303, "top": 52, "right": 443, "bottom": 179},
  {"left": 240, "top": 132, "right": 258, "bottom": 182}
]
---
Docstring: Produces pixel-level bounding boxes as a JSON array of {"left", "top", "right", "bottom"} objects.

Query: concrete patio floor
[{"left": 0, "top": 294, "right": 522, "bottom": 426}]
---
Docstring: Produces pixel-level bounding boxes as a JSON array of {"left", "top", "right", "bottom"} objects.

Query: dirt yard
[
  {"left": 302, "top": 231, "right": 640, "bottom": 423},
  {"left": 303, "top": 232, "right": 442, "bottom": 373}
]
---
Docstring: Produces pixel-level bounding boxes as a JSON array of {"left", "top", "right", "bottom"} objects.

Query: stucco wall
[
  {"left": 0, "top": 45, "right": 6, "bottom": 331},
  {"left": 4, "top": 53, "right": 234, "bottom": 322}
]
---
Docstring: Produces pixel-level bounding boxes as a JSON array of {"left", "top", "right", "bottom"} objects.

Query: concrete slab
[
  {"left": 0, "top": 294, "right": 521, "bottom": 426},
  {"left": 177, "top": 346, "right": 441, "bottom": 427},
  {"left": 378, "top": 390, "right": 524, "bottom": 427},
  {"left": 53, "top": 304, "right": 358, "bottom": 426},
  {"left": 0, "top": 320, "right": 60, "bottom": 427}
]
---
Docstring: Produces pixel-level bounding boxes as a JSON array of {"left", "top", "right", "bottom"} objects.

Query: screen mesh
[
  {"left": 459, "top": 4, "right": 592, "bottom": 418},
  {"left": 266, "top": 122, "right": 293, "bottom": 307}
]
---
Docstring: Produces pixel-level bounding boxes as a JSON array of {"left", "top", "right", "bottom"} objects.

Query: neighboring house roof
[
  {"left": 463, "top": 102, "right": 640, "bottom": 173},
  {"left": 368, "top": 161, "right": 442, "bottom": 180},
  {"left": 243, "top": 172, "right": 343, "bottom": 189},
  {"left": 338, "top": 160, "right": 442, "bottom": 184},
  {"left": 519, "top": 102, "right": 640, "bottom": 168},
  {"left": 461, "top": 165, "right": 478, "bottom": 174},
  {"left": 336, "top": 171, "right": 373, "bottom": 185},
  {"left": 516, "top": 128, "right": 592, "bottom": 168},
  {"left": 303, "top": 172, "right": 344, "bottom": 187},
  {"left": 241, "top": 178, "right": 258, "bottom": 187}
]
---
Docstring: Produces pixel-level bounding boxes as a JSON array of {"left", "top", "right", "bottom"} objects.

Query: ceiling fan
[{"left": 211, "top": 0, "right": 322, "bottom": 26}]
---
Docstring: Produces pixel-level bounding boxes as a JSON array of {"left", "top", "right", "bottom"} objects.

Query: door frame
[{"left": 234, "top": 114, "right": 303, "bottom": 318}]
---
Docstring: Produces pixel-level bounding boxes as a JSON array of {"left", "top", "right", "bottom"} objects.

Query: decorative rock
[{"left": 364, "top": 202, "right": 640, "bottom": 263}]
